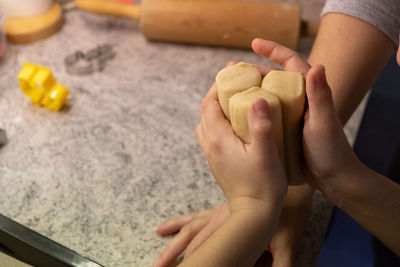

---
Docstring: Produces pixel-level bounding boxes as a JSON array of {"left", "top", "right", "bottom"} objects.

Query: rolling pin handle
[
  {"left": 301, "top": 20, "right": 320, "bottom": 37},
  {"left": 74, "top": 0, "right": 140, "bottom": 20}
]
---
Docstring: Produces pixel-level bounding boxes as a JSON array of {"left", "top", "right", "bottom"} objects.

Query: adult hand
[{"left": 302, "top": 65, "right": 360, "bottom": 190}]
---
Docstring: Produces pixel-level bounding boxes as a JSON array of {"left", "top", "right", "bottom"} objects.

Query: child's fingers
[
  {"left": 202, "top": 100, "right": 227, "bottom": 129},
  {"left": 200, "top": 84, "right": 225, "bottom": 126},
  {"left": 195, "top": 123, "right": 206, "bottom": 153},
  {"left": 184, "top": 227, "right": 214, "bottom": 258},
  {"left": 157, "top": 209, "right": 213, "bottom": 235},
  {"left": 202, "top": 83, "right": 219, "bottom": 107},
  {"left": 185, "top": 203, "right": 230, "bottom": 258},
  {"left": 153, "top": 231, "right": 193, "bottom": 267},
  {"left": 153, "top": 216, "right": 211, "bottom": 267},
  {"left": 184, "top": 218, "right": 222, "bottom": 258},
  {"left": 252, "top": 38, "right": 310, "bottom": 76},
  {"left": 184, "top": 222, "right": 218, "bottom": 257},
  {"left": 200, "top": 85, "right": 234, "bottom": 139},
  {"left": 156, "top": 214, "right": 196, "bottom": 236}
]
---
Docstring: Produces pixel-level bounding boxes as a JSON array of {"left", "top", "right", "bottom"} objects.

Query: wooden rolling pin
[{"left": 75, "top": 0, "right": 319, "bottom": 49}]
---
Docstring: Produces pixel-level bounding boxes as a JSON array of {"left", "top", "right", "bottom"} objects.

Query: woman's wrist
[
  {"left": 316, "top": 161, "right": 400, "bottom": 255},
  {"left": 316, "top": 157, "right": 366, "bottom": 210}
]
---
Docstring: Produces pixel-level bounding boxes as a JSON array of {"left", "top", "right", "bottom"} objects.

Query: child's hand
[
  {"left": 154, "top": 40, "right": 322, "bottom": 267},
  {"left": 196, "top": 83, "right": 288, "bottom": 210},
  {"left": 303, "top": 65, "right": 361, "bottom": 190},
  {"left": 154, "top": 203, "right": 230, "bottom": 267}
]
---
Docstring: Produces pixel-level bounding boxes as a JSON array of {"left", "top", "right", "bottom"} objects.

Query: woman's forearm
[
  {"left": 309, "top": 13, "right": 395, "bottom": 124},
  {"left": 321, "top": 161, "right": 400, "bottom": 256},
  {"left": 180, "top": 199, "right": 281, "bottom": 267},
  {"left": 309, "top": 12, "right": 399, "bottom": 256}
]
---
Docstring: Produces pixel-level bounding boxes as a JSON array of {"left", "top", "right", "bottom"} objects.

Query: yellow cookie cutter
[{"left": 18, "top": 63, "right": 69, "bottom": 111}]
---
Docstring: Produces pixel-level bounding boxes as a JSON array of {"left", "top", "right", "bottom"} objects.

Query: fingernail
[{"left": 253, "top": 99, "right": 269, "bottom": 115}]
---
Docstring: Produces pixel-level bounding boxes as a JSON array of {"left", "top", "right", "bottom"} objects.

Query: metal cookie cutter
[{"left": 64, "top": 44, "right": 116, "bottom": 75}]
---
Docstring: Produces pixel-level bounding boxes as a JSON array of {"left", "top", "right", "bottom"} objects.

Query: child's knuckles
[
  {"left": 181, "top": 223, "right": 196, "bottom": 237},
  {"left": 252, "top": 119, "right": 273, "bottom": 139},
  {"left": 200, "top": 98, "right": 208, "bottom": 114},
  {"left": 158, "top": 250, "right": 169, "bottom": 263},
  {"left": 184, "top": 248, "right": 194, "bottom": 258},
  {"left": 293, "top": 52, "right": 306, "bottom": 64},
  {"left": 186, "top": 213, "right": 196, "bottom": 221},
  {"left": 207, "top": 136, "right": 223, "bottom": 156}
]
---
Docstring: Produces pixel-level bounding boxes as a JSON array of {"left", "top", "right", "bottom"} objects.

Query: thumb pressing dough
[
  {"left": 215, "top": 63, "right": 305, "bottom": 185},
  {"left": 216, "top": 62, "right": 261, "bottom": 120},
  {"left": 229, "top": 87, "right": 285, "bottom": 164}
]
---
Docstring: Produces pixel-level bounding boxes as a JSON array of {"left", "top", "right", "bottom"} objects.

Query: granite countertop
[{"left": 0, "top": 1, "right": 359, "bottom": 266}]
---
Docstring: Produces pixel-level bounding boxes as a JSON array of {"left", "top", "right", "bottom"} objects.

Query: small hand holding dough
[
  {"left": 229, "top": 87, "right": 285, "bottom": 163},
  {"left": 215, "top": 63, "right": 305, "bottom": 185},
  {"left": 216, "top": 62, "right": 261, "bottom": 120}
]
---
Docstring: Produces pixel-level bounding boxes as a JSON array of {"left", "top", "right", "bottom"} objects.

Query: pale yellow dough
[
  {"left": 215, "top": 64, "right": 305, "bottom": 185},
  {"left": 262, "top": 70, "right": 305, "bottom": 185},
  {"left": 229, "top": 87, "right": 285, "bottom": 164},
  {"left": 216, "top": 62, "right": 261, "bottom": 120}
]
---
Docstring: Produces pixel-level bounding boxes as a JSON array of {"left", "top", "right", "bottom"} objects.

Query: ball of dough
[
  {"left": 229, "top": 87, "right": 285, "bottom": 165},
  {"left": 216, "top": 62, "right": 261, "bottom": 120},
  {"left": 262, "top": 70, "right": 305, "bottom": 185},
  {"left": 214, "top": 66, "right": 305, "bottom": 185}
]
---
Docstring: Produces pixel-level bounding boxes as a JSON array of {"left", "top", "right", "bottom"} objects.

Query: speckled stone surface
[{"left": 0, "top": 1, "right": 367, "bottom": 266}]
